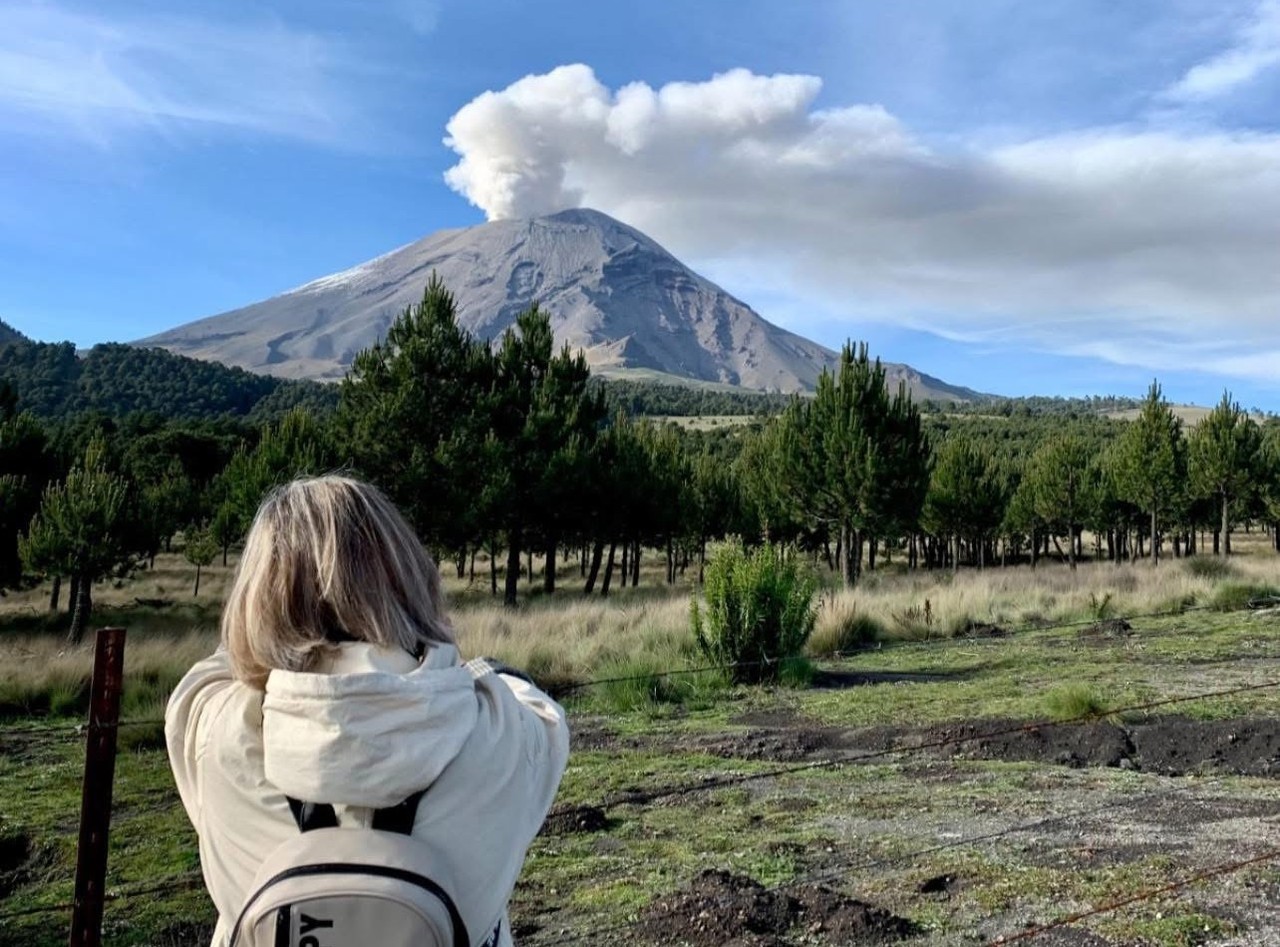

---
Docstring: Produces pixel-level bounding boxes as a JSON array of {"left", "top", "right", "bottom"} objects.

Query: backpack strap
[
  {"left": 372, "top": 788, "right": 427, "bottom": 835},
  {"left": 285, "top": 797, "right": 339, "bottom": 832},
  {"left": 285, "top": 790, "right": 427, "bottom": 835}
]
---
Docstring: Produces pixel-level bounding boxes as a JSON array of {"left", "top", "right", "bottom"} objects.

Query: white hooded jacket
[{"left": 164, "top": 641, "right": 569, "bottom": 947}]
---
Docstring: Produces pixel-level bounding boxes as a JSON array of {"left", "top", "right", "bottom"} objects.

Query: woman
[{"left": 165, "top": 476, "right": 569, "bottom": 946}]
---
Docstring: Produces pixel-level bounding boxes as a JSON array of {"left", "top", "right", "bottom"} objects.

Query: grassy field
[{"left": 4, "top": 542, "right": 1280, "bottom": 945}]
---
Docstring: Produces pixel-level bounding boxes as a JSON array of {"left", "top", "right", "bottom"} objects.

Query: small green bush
[
  {"left": 1088, "top": 591, "right": 1116, "bottom": 622},
  {"left": 692, "top": 543, "right": 816, "bottom": 684},
  {"left": 1184, "top": 556, "right": 1235, "bottom": 581},
  {"left": 1044, "top": 683, "right": 1109, "bottom": 721}
]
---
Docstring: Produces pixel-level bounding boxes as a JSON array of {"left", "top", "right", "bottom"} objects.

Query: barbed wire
[
  {"left": 552, "top": 596, "right": 1271, "bottom": 697},
  {"left": 983, "top": 846, "right": 1280, "bottom": 945},
  {"left": 0, "top": 872, "right": 205, "bottom": 923},
  {"left": 2, "top": 596, "right": 1274, "bottom": 744},
  {"left": 526, "top": 771, "right": 1242, "bottom": 947},
  {"left": 547, "top": 676, "right": 1280, "bottom": 820}
]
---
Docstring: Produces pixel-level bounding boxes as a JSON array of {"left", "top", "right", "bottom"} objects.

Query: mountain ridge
[{"left": 138, "top": 208, "right": 987, "bottom": 400}]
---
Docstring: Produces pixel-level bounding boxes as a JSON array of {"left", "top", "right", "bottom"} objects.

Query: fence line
[
  {"left": 0, "top": 873, "right": 205, "bottom": 923},
  {"left": 550, "top": 677, "right": 1280, "bottom": 819},
  {"left": 1, "top": 597, "right": 1273, "bottom": 743},
  {"left": 983, "top": 846, "right": 1280, "bottom": 945},
  {"left": 3, "top": 599, "right": 1278, "bottom": 937},
  {"left": 526, "top": 771, "right": 1241, "bottom": 947}
]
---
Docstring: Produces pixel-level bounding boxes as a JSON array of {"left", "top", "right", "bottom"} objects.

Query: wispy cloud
[
  {"left": 391, "top": 0, "right": 442, "bottom": 35},
  {"left": 1164, "top": 0, "right": 1280, "bottom": 101},
  {"left": 444, "top": 65, "right": 1280, "bottom": 385},
  {"left": 0, "top": 1, "right": 381, "bottom": 147}
]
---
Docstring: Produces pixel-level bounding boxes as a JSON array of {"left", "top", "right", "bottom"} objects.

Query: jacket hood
[{"left": 261, "top": 642, "right": 479, "bottom": 808}]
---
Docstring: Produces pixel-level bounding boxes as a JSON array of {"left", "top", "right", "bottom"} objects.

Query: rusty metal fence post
[{"left": 68, "top": 628, "right": 127, "bottom": 947}]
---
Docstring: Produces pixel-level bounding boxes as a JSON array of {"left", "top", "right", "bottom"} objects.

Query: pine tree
[
  {"left": 0, "top": 404, "right": 50, "bottom": 590},
  {"left": 1111, "top": 381, "right": 1186, "bottom": 566},
  {"left": 1189, "top": 391, "right": 1260, "bottom": 556},
  {"left": 1024, "top": 434, "right": 1097, "bottom": 570},
  {"left": 20, "top": 438, "right": 133, "bottom": 643},
  {"left": 339, "top": 273, "right": 494, "bottom": 563},
  {"left": 214, "top": 407, "right": 333, "bottom": 544},
  {"left": 924, "top": 438, "right": 1005, "bottom": 570},
  {"left": 774, "top": 343, "right": 929, "bottom": 586},
  {"left": 488, "top": 304, "right": 604, "bottom": 605},
  {"left": 183, "top": 525, "right": 219, "bottom": 597}
]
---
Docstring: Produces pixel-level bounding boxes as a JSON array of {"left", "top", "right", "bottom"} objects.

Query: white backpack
[{"left": 228, "top": 791, "right": 502, "bottom": 947}]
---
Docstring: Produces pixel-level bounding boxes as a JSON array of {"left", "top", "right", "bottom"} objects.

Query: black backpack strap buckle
[
  {"left": 286, "top": 789, "right": 426, "bottom": 835},
  {"left": 371, "top": 788, "right": 427, "bottom": 835},
  {"left": 286, "top": 797, "right": 339, "bottom": 833}
]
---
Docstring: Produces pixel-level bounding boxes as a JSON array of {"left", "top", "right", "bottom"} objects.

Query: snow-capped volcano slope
[{"left": 139, "top": 208, "right": 982, "bottom": 398}]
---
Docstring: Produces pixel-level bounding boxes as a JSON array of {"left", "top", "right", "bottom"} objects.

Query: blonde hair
[{"left": 222, "top": 476, "right": 454, "bottom": 689}]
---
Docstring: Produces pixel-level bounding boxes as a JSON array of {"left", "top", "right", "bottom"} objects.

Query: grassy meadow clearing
[{"left": 4, "top": 539, "right": 1280, "bottom": 945}]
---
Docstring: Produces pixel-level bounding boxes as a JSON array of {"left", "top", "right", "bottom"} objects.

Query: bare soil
[
  {"left": 695, "top": 710, "right": 1280, "bottom": 778},
  {"left": 634, "top": 870, "right": 917, "bottom": 946}
]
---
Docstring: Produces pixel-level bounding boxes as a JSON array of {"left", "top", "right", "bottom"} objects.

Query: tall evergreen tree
[
  {"left": 775, "top": 343, "right": 929, "bottom": 586},
  {"left": 1189, "top": 391, "right": 1260, "bottom": 556},
  {"left": 339, "top": 274, "right": 492, "bottom": 559},
  {"left": 214, "top": 408, "right": 334, "bottom": 543},
  {"left": 488, "top": 304, "right": 604, "bottom": 605},
  {"left": 20, "top": 438, "right": 134, "bottom": 643},
  {"left": 1111, "top": 381, "right": 1186, "bottom": 566},
  {"left": 0, "top": 400, "right": 51, "bottom": 590},
  {"left": 1024, "top": 434, "right": 1097, "bottom": 571},
  {"left": 924, "top": 438, "right": 1005, "bottom": 570}
]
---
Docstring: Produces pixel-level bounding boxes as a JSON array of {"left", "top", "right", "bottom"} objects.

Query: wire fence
[
  {"left": 547, "top": 676, "right": 1280, "bottom": 819},
  {"left": 526, "top": 770, "right": 1251, "bottom": 947},
  {"left": 3, "top": 598, "right": 1280, "bottom": 940},
  {"left": 1, "top": 596, "right": 1275, "bottom": 745}
]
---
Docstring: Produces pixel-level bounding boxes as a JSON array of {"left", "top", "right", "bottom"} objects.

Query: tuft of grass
[
  {"left": 1043, "top": 683, "right": 1110, "bottom": 722},
  {"left": 1184, "top": 555, "right": 1236, "bottom": 581},
  {"left": 778, "top": 655, "right": 814, "bottom": 688},
  {"left": 890, "top": 600, "right": 937, "bottom": 640},
  {"left": 590, "top": 653, "right": 727, "bottom": 714},
  {"left": 808, "top": 594, "right": 882, "bottom": 656}
]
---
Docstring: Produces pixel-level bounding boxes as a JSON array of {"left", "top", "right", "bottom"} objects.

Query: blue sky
[{"left": 3, "top": 0, "right": 1280, "bottom": 406}]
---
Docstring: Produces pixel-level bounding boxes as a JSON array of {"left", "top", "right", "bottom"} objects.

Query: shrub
[
  {"left": 1044, "top": 683, "right": 1109, "bottom": 722},
  {"left": 691, "top": 543, "right": 816, "bottom": 684},
  {"left": 1088, "top": 591, "right": 1116, "bottom": 622},
  {"left": 1184, "top": 556, "right": 1235, "bottom": 581}
]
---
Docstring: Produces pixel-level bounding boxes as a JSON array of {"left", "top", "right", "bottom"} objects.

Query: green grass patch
[
  {"left": 1043, "top": 683, "right": 1111, "bottom": 721},
  {"left": 1212, "top": 581, "right": 1280, "bottom": 611},
  {"left": 589, "top": 653, "right": 729, "bottom": 714}
]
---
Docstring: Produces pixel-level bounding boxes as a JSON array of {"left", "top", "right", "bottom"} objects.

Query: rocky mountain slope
[{"left": 139, "top": 208, "right": 983, "bottom": 399}]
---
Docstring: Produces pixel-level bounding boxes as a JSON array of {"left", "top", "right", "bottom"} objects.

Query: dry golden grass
[{"left": 4, "top": 535, "right": 1280, "bottom": 715}]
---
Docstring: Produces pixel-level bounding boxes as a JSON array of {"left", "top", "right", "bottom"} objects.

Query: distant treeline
[
  {"left": 0, "top": 323, "right": 1170, "bottom": 425},
  {"left": 0, "top": 335, "right": 338, "bottom": 421},
  {"left": 7, "top": 290, "right": 1280, "bottom": 645}
]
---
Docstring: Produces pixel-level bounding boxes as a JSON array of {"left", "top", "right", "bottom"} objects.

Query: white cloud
[
  {"left": 1165, "top": 0, "right": 1280, "bottom": 101},
  {"left": 0, "top": 2, "right": 376, "bottom": 146},
  {"left": 443, "top": 65, "right": 1280, "bottom": 385}
]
